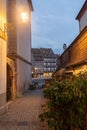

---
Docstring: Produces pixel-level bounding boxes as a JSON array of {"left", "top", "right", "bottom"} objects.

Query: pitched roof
[
  {"left": 76, "top": 0, "right": 87, "bottom": 20},
  {"left": 32, "top": 48, "right": 56, "bottom": 59}
]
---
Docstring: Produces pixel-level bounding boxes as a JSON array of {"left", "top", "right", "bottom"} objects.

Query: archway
[{"left": 7, "top": 63, "right": 13, "bottom": 101}]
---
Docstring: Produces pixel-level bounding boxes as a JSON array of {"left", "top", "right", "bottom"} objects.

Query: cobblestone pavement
[{"left": 0, "top": 89, "right": 48, "bottom": 130}]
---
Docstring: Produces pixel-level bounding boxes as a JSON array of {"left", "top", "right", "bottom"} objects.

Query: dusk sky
[{"left": 31, "top": 0, "right": 85, "bottom": 54}]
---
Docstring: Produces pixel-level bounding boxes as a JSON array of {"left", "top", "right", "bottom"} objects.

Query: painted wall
[
  {"left": 7, "top": 0, "right": 32, "bottom": 96},
  {"left": 79, "top": 10, "right": 87, "bottom": 32},
  {"left": 17, "top": 59, "right": 31, "bottom": 95},
  {"left": 0, "top": 0, "right": 7, "bottom": 112},
  {"left": 0, "top": 39, "right": 6, "bottom": 94},
  {"left": 17, "top": 0, "right": 31, "bottom": 61},
  {"left": 16, "top": 0, "right": 32, "bottom": 94},
  {"left": 0, "top": 0, "right": 7, "bottom": 31}
]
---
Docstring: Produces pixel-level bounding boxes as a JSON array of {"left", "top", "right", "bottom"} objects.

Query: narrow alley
[{"left": 0, "top": 89, "right": 48, "bottom": 130}]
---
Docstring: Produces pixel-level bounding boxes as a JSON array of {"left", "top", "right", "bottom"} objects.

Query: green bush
[{"left": 39, "top": 71, "right": 87, "bottom": 130}]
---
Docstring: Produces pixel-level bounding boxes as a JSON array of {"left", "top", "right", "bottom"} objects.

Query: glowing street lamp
[{"left": 3, "top": 12, "right": 28, "bottom": 32}]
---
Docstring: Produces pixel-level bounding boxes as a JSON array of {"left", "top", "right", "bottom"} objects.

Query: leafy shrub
[{"left": 39, "top": 71, "right": 87, "bottom": 130}]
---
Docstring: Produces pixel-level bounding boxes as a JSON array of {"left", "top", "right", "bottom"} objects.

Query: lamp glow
[{"left": 21, "top": 12, "right": 28, "bottom": 22}]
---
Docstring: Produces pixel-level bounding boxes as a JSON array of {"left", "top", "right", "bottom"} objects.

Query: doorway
[{"left": 7, "top": 64, "right": 13, "bottom": 101}]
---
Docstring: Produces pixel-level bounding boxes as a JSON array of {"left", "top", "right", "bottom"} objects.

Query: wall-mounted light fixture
[
  {"left": 4, "top": 11, "right": 28, "bottom": 33},
  {"left": 21, "top": 12, "right": 28, "bottom": 23}
]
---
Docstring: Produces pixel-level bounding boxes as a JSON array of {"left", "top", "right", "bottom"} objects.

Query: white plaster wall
[
  {"left": 0, "top": 39, "right": 6, "bottom": 94},
  {"left": 15, "top": 0, "right": 32, "bottom": 94},
  {"left": 17, "top": 59, "right": 31, "bottom": 93},
  {"left": 79, "top": 10, "right": 87, "bottom": 32},
  {"left": 16, "top": 0, "right": 31, "bottom": 62},
  {"left": 0, "top": 0, "right": 7, "bottom": 30},
  {"left": 0, "top": 0, "right": 7, "bottom": 95}
]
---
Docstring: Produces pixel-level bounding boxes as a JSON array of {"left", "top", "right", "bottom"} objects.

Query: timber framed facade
[{"left": 58, "top": 26, "right": 87, "bottom": 75}]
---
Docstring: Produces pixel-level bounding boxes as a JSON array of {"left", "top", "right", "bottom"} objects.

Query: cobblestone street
[{"left": 0, "top": 89, "right": 48, "bottom": 130}]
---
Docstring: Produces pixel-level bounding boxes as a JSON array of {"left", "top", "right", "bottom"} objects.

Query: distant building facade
[
  {"left": 32, "top": 48, "right": 58, "bottom": 79},
  {"left": 57, "top": 1, "right": 87, "bottom": 76}
]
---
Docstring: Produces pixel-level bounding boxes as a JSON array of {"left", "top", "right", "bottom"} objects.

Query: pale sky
[{"left": 31, "top": 0, "right": 85, "bottom": 54}]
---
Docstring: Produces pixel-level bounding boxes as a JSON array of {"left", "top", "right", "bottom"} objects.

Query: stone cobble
[{"left": 0, "top": 89, "right": 48, "bottom": 130}]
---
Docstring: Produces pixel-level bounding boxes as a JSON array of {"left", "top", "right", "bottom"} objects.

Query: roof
[
  {"left": 32, "top": 48, "right": 56, "bottom": 59},
  {"left": 31, "top": 48, "right": 40, "bottom": 53},
  {"left": 27, "top": 0, "right": 33, "bottom": 11},
  {"left": 76, "top": 0, "right": 87, "bottom": 20}
]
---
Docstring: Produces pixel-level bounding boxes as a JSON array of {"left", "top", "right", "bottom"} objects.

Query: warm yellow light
[
  {"left": 21, "top": 12, "right": 28, "bottom": 22},
  {"left": 34, "top": 67, "right": 38, "bottom": 70}
]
